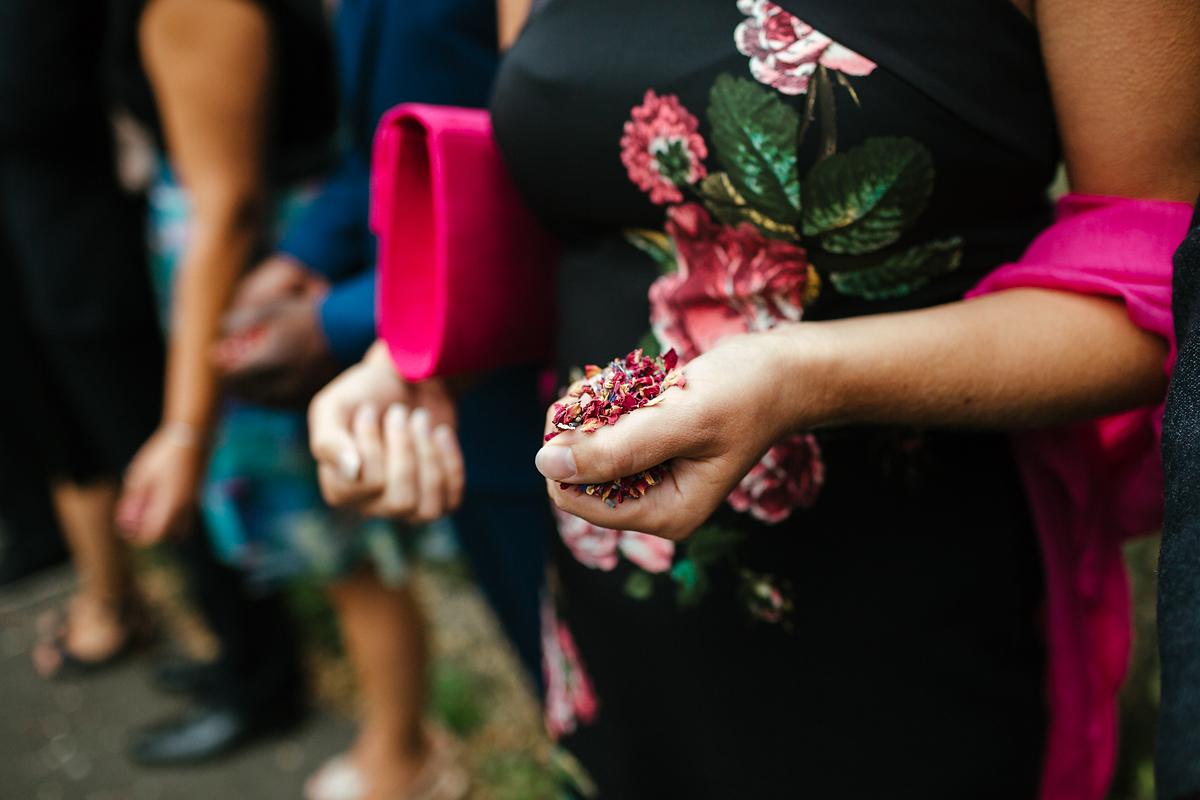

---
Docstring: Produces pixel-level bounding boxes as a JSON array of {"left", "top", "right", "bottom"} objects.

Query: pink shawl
[{"left": 967, "top": 193, "right": 1194, "bottom": 800}]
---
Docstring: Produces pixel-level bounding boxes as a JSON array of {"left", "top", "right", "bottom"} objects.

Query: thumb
[{"left": 536, "top": 389, "right": 696, "bottom": 485}]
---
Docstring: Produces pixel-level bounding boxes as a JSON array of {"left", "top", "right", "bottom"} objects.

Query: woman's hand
[
  {"left": 537, "top": 332, "right": 812, "bottom": 540},
  {"left": 309, "top": 341, "right": 465, "bottom": 521},
  {"left": 215, "top": 294, "right": 340, "bottom": 408},
  {"left": 116, "top": 425, "right": 205, "bottom": 544}
]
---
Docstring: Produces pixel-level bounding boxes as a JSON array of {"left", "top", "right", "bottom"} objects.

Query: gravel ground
[{"left": 0, "top": 557, "right": 551, "bottom": 800}]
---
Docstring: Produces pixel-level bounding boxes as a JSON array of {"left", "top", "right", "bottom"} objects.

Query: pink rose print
[
  {"left": 617, "top": 531, "right": 675, "bottom": 574},
  {"left": 647, "top": 205, "right": 824, "bottom": 521},
  {"left": 542, "top": 600, "right": 599, "bottom": 739},
  {"left": 734, "top": 0, "right": 876, "bottom": 95},
  {"left": 620, "top": 90, "right": 709, "bottom": 205},
  {"left": 555, "top": 509, "right": 620, "bottom": 571},
  {"left": 727, "top": 433, "right": 825, "bottom": 523},
  {"left": 649, "top": 203, "right": 810, "bottom": 362},
  {"left": 554, "top": 509, "right": 675, "bottom": 573}
]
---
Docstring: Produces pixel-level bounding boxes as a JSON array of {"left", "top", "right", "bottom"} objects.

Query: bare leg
[
  {"left": 328, "top": 570, "right": 430, "bottom": 799},
  {"left": 33, "top": 479, "right": 138, "bottom": 675}
]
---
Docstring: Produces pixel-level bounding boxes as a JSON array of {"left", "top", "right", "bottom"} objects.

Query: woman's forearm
[
  {"left": 162, "top": 201, "right": 263, "bottom": 431},
  {"left": 141, "top": 0, "right": 272, "bottom": 435},
  {"left": 775, "top": 288, "right": 1167, "bottom": 432}
]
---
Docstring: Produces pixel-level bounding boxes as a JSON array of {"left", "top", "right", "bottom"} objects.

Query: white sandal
[
  {"left": 304, "top": 754, "right": 368, "bottom": 800},
  {"left": 305, "top": 729, "right": 469, "bottom": 800}
]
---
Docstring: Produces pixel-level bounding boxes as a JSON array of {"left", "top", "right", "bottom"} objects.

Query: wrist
[
  {"left": 159, "top": 419, "right": 213, "bottom": 454},
  {"left": 762, "top": 322, "right": 844, "bottom": 433}
]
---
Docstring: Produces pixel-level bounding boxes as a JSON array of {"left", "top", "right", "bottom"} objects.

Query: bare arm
[
  {"left": 780, "top": 289, "right": 1166, "bottom": 432},
  {"left": 140, "top": 0, "right": 272, "bottom": 435},
  {"left": 1036, "top": 0, "right": 1200, "bottom": 201},
  {"left": 496, "top": 0, "right": 532, "bottom": 51},
  {"left": 116, "top": 0, "right": 272, "bottom": 543}
]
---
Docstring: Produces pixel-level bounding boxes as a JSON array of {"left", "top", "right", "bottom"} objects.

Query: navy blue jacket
[{"left": 279, "top": 0, "right": 498, "bottom": 364}]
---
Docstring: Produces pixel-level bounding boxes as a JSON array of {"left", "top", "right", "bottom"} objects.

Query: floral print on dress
[
  {"left": 648, "top": 203, "right": 813, "bottom": 363},
  {"left": 728, "top": 433, "right": 825, "bottom": 523},
  {"left": 740, "top": 569, "right": 796, "bottom": 628},
  {"left": 555, "top": 3, "right": 964, "bottom": 627},
  {"left": 542, "top": 598, "right": 599, "bottom": 739},
  {"left": 734, "top": 0, "right": 876, "bottom": 95},
  {"left": 620, "top": 90, "right": 709, "bottom": 205},
  {"left": 618, "top": 5, "right": 960, "bottom": 534},
  {"left": 554, "top": 509, "right": 675, "bottom": 573}
]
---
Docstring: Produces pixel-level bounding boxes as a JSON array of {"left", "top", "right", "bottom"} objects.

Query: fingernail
[
  {"left": 433, "top": 424, "right": 456, "bottom": 453},
  {"left": 535, "top": 445, "right": 576, "bottom": 480},
  {"left": 385, "top": 403, "right": 408, "bottom": 430},
  {"left": 410, "top": 408, "right": 430, "bottom": 434},
  {"left": 337, "top": 447, "right": 361, "bottom": 480}
]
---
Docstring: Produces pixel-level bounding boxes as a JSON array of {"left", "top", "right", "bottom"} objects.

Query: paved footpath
[{"left": 0, "top": 566, "right": 354, "bottom": 800}]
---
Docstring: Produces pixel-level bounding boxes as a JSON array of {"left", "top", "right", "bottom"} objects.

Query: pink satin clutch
[{"left": 370, "top": 104, "right": 557, "bottom": 380}]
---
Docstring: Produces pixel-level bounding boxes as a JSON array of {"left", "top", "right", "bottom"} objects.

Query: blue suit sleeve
[
  {"left": 278, "top": 155, "right": 374, "bottom": 281},
  {"left": 318, "top": 267, "right": 377, "bottom": 365}
]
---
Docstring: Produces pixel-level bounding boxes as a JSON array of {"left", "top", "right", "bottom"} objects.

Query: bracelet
[{"left": 161, "top": 421, "right": 202, "bottom": 450}]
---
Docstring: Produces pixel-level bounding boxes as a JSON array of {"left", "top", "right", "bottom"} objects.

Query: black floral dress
[{"left": 492, "top": 1, "right": 1058, "bottom": 796}]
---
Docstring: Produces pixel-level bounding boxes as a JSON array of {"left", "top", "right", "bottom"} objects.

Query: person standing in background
[
  {"left": 0, "top": 0, "right": 163, "bottom": 678},
  {"left": 1157, "top": 195, "right": 1200, "bottom": 800},
  {"left": 220, "top": 2, "right": 552, "bottom": 796},
  {"left": 106, "top": 0, "right": 338, "bottom": 764}
]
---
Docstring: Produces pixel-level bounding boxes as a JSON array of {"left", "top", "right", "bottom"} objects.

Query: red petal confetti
[{"left": 546, "top": 348, "right": 686, "bottom": 507}]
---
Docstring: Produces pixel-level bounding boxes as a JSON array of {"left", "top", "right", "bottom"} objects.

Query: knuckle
[
  {"left": 548, "top": 488, "right": 570, "bottom": 512},
  {"left": 605, "top": 442, "right": 638, "bottom": 479},
  {"left": 387, "top": 491, "right": 416, "bottom": 517}
]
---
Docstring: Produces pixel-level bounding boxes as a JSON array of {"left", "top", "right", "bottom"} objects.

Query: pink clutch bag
[{"left": 370, "top": 103, "right": 557, "bottom": 380}]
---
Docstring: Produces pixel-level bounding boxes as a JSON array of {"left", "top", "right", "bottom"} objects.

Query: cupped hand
[
  {"left": 214, "top": 293, "right": 339, "bottom": 408},
  {"left": 226, "top": 253, "right": 327, "bottom": 326},
  {"left": 309, "top": 341, "right": 465, "bottom": 521},
  {"left": 536, "top": 332, "right": 808, "bottom": 540},
  {"left": 116, "top": 426, "right": 205, "bottom": 544}
]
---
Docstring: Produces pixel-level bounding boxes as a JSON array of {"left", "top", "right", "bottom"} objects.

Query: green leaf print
[
  {"left": 685, "top": 524, "right": 745, "bottom": 565},
  {"left": 697, "top": 172, "right": 798, "bottom": 239},
  {"left": 707, "top": 75, "right": 802, "bottom": 226},
  {"left": 623, "top": 570, "right": 655, "bottom": 600},
  {"left": 666, "top": 525, "right": 746, "bottom": 607},
  {"left": 827, "top": 237, "right": 963, "bottom": 300},
  {"left": 670, "top": 559, "right": 709, "bottom": 607},
  {"left": 801, "top": 137, "right": 934, "bottom": 255},
  {"left": 624, "top": 228, "right": 678, "bottom": 274}
]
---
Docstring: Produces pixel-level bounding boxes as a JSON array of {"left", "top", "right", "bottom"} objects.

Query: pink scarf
[{"left": 967, "top": 193, "right": 1194, "bottom": 800}]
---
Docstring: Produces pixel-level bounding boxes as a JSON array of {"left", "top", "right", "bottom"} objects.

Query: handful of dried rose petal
[{"left": 545, "top": 348, "right": 686, "bottom": 507}]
